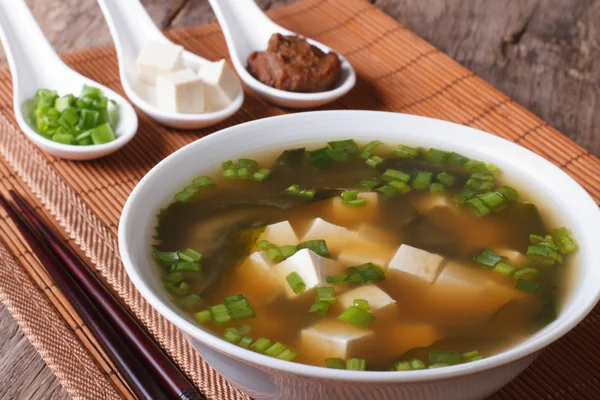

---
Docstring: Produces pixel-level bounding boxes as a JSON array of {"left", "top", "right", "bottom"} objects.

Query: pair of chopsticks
[{"left": 0, "top": 191, "right": 205, "bottom": 400}]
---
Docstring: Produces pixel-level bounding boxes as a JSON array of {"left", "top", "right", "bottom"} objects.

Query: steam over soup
[{"left": 153, "top": 140, "right": 577, "bottom": 371}]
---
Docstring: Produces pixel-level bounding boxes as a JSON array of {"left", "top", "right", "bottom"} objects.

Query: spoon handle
[
  {"left": 0, "top": 0, "right": 65, "bottom": 97},
  {"left": 208, "top": 0, "right": 291, "bottom": 60}
]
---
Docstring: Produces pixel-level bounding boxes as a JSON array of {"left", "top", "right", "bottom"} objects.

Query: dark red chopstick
[
  {"left": 0, "top": 194, "right": 168, "bottom": 400},
  {"left": 9, "top": 190, "right": 205, "bottom": 400}
]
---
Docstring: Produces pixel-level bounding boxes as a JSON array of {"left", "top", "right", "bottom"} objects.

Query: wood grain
[{"left": 0, "top": 0, "right": 597, "bottom": 399}]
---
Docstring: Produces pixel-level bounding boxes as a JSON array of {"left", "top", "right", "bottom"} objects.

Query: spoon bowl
[
  {"left": 208, "top": 0, "right": 356, "bottom": 109},
  {"left": 97, "top": 0, "right": 244, "bottom": 130},
  {"left": 0, "top": 0, "right": 138, "bottom": 161}
]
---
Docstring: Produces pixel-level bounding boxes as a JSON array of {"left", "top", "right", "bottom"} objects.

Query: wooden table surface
[{"left": 0, "top": 0, "right": 598, "bottom": 399}]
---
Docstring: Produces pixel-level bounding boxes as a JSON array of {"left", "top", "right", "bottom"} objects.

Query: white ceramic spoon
[
  {"left": 208, "top": 0, "right": 356, "bottom": 109},
  {"left": 0, "top": 0, "right": 138, "bottom": 160},
  {"left": 97, "top": 0, "right": 244, "bottom": 130}
]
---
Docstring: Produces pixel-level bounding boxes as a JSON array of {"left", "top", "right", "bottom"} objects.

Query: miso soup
[{"left": 153, "top": 140, "right": 577, "bottom": 371}]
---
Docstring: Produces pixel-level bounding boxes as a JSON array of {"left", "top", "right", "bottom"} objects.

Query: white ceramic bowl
[{"left": 119, "top": 111, "right": 600, "bottom": 400}]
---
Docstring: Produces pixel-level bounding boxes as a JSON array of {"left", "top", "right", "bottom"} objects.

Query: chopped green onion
[
  {"left": 309, "top": 300, "right": 330, "bottom": 315},
  {"left": 493, "top": 262, "right": 516, "bottom": 276},
  {"left": 393, "top": 361, "right": 412, "bottom": 371},
  {"left": 515, "top": 279, "right": 544, "bottom": 295},
  {"left": 471, "top": 172, "right": 494, "bottom": 181},
  {"left": 280, "top": 245, "right": 298, "bottom": 259},
  {"left": 346, "top": 358, "right": 367, "bottom": 371},
  {"left": 514, "top": 267, "right": 539, "bottom": 280},
  {"left": 328, "top": 139, "right": 359, "bottom": 154},
  {"left": 453, "top": 194, "right": 467, "bottom": 205},
  {"left": 224, "top": 294, "right": 256, "bottom": 320},
  {"left": 341, "top": 191, "right": 358, "bottom": 202},
  {"left": 466, "top": 197, "right": 490, "bottom": 216},
  {"left": 237, "top": 167, "right": 251, "bottom": 179},
  {"left": 239, "top": 336, "right": 254, "bottom": 349},
  {"left": 210, "top": 304, "right": 232, "bottom": 324},
  {"left": 394, "top": 145, "right": 419, "bottom": 159},
  {"left": 286, "top": 185, "right": 315, "bottom": 199},
  {"left": 286, "top": 272, "right": 306, "bottom": 294},
  {"left": 448, "top": 152, "right": 469, "bottom": 166},
  {"left": 257, "top": 240, "right": 275, "bottom": 250},
  {"left": 252, "top": 168, "right": 271, "bottom": 181},
  {"left": 192, "top": 176, "right": 215, "bottom": 188},
  {"left": 194, "top": 310, "right": 213, "bottom": 324},
  {"left": 308, "top": 147, "right": 333, "bottom": 168},
  {"left": 430, "top": 182, "right": 445, "bottom": 194},
  {"left": 222, "top": 160, "right": 235, "bottom": 169},
  {"left": 365, "top": 155, "right": 384, "bottom": 168},
  {"left": 382, "top": 169, "right": 411, "bottom": 183},
  {"left": 341, "top": 191, "right": 366, "bottom": 207},
  {"left": 325, "top": 358, "right": 346, "bottom": 369},
  {"left": 360, "top": 178, "right": 381, "bottom": 190},
  {"left": 326, "top": 275, "right": 350, "bottom": 283},
  {"left": 496, "top": 186, "right": 519, "bottom": 201},
  {"left": 276, "top": 348, "right": 299, "bottom": 361},
  {"left": 346, "top": 263, "right": 386, "bottom": 282},
  {"left": 353, "top": 299, "right": 370, "bottom": 311},
  {"left": 163, "top": 272, "right": 185, "bottom": 285},
  {"left": 250, "top": 337, "right": 272, "bottom": 353},
  {"left": 410, "top": 359, "right": 427, "bottom": 370},
  {"left": 153, "top": 251, "right": 179, "bottom": 265},
  {"left": 436, "top": 172, "right": 456, "bottom": 186},
  {"left": 223, "top": 327, "right": 243, "bottom": 343},
  {"left": 429, "top": 351, "right": 461, "bottom": 365},
  {"left": 527, "top": 245, "right": 561, "bottom": 265},
  {"left": 337, "top": 306, "right": 375, "bottom": 328},
  {"left": 297, "top": 240, "right": 330, "bottom": 258},
  {"left": 477, "top": 192, "right": 506, "bottom": 211},
  {"left": 327, "top": 149, "right": 349, "bottom": 161},
  {"left": 178, "top": 248, "right": 203, "bottom": 263},
  {"left": 89, "top": 122, "right": 116, "bottom": 144},
  {"left": 174, "top": 293, "right": 204, "bottom": 310},
  {"left": 172, "top": 261, "right": 201, "bottom": 273},
  {"left": 264, "top": 342, "right": 287, "bottom": 357},
  {"left": 473, "top": 249, "right": 503, "bottom": 267},
  {"left": 377, "top": 184, "right": 399, "bottom": 198},
  {"left": 174, "top": 186, "right": 199, "bottom": 202},
  {"left": 164, "top": 281, "right": 189, "bottom": 296},
  {"left": 465, "top": 178, "right": 487, "bottom": 192},
  {"left": 52, "top": 132, "right": 74, "bottom": 145},
  {"left": 464, "top": 159, "right": 488, "bottom": 173},
  {"left": 426, "top": 148, "right": 450, "bottom": 164},
  {"left": 223, "top": 168, "right": 238, "bottom": 179},
  {"left": 412, "top": 172, "right": 432, "bottom": 190},
  {"left": 361, "top": 140, "right": 383, "bottom": 159},
  {"left": 487, "top": 163, "right": 501, "bottom": 174},
  {"left": 551, "top": 227, "right": 578, "bottom": 254},
  {"left": 315, "top": 286, "right": 336, "bottom": 302},
  {"left": 462, "top": 350, "right": 482, "bottom": 362},
  {"left": 345, "top": 199, "right": 367, "bottom": 207},
  {"left": 238, "top": 158, "right": 258, "bottom": 168},
  {"left": 388, "top": 180, "right": 412, "bottom": 194}
]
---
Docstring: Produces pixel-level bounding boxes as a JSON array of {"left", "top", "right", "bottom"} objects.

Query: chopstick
[
  {"left": 0, "top": 194, "right": 168, "bottom": 400},
  {"left": 7, "top": 191, "right": 206, "bottom": 400}
]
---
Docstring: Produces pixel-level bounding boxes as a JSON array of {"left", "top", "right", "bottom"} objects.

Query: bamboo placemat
[{"left": 0, "top": 0, "right": 598, "bottom": 399}]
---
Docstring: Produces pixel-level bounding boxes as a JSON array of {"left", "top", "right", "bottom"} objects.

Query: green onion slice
[{"left": 286, "top": 272, "right": 306, "bottom": 294}]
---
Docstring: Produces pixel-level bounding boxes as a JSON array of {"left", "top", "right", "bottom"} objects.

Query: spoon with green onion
[{"left": 0, "top": 0, "right": 138, "bottom": 160}]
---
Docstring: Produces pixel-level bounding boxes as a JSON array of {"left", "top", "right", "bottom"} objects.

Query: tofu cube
[
  {"left": 328, "top": 192, "right": 379, "bottom": 227},
  {"left": 337, "top": 284, "right": 396, "bottom": 315},
  {"left": 197, "top": 59, "right": 241, "bottom": 111},
  {"left": 257, "top": 221, "right": 299, "bottom": 247},
  {"left": 388, "top": 244, "right": 445, "bottom": 283},
  {"left": 136, "top": 40, "right": 184, "bottom": 85},
  {"left": 423, "top": 261, "right": 526, "bottom": 327},
  {"left": 412, "top": 194, "right": 456, "bottom": 215},
  {"left": 227, "top": 251, "right": 282, "bottom": 303},
  {"left": 272, "top": 249, "right": 344, "bottom": 297},
  {"left": 495, "top": 248, "right": 529, "bottom": 268},
  {"left": 156, "top": 69, "right": 204, "bottom": 114},
  {"left": 302, "top": 218, "right": 357, "bottom": 255},
  {"left": 300, "top": 320, "right": 374, "bottom": 365},
  {"left": 337, "top": 238, "right": 395, "bottom": 269}
]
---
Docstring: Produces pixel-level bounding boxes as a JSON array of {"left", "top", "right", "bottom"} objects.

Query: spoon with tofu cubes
[{"left": 97, "top": 0, "right": 244, "bottom": 130}]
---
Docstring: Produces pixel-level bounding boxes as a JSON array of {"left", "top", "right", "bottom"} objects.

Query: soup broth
[{"left": 153, "top": 140, "right": 576, "bottom": 371}]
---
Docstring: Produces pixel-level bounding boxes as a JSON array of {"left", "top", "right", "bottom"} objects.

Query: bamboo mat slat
[{"left": 0, "top": 0, "right": 598, "bottom": 399}]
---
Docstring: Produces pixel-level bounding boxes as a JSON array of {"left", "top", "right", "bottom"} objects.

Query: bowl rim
[{"left": 119, "top": 110, "right": 600, "bottom": 382}]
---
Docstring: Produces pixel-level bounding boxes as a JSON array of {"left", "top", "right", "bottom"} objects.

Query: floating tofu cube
[
  {"left": 423, "top": 261, "right": 526, "bottom": 327},
  {"left": 197, "top": 60, "right": 241, "bottom": 111},
  {"left": 272, "top": 249, "right": 344, "bottom": 297},
  {"left": 337, "top": 284, "right": 396, "bottom": 315},
  {"left": 227, "top": 251, "right": 282, "bottom": 303},
  {"left": 156, "top": 69, "right": 204, "bottom": 114},
  {"left": 300, "top": 320, "right": 374, "bottom": 364},
  {"left": 302, "top": 218, "right": 357, "bottom": 254},
  {"left": 257, "top": 221, "right": 299, "bottom": 247},
  {"left": 495, "top": 248, "right": 529, "bottom": 268},
  {"left": 136, "top": 40, "right": 184, "bottom": 85},
  {"left": 328, "top": 192, "right": 379, "bottom": 227},
  {"left": 337, "top": 237, "right": 396, "bottom": 269},
  {"left": 412, "top": 194, "right": 456, "bottom": 215},
  {"left": 388, "top": 244, "right": 445, "bottom": 284}
]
